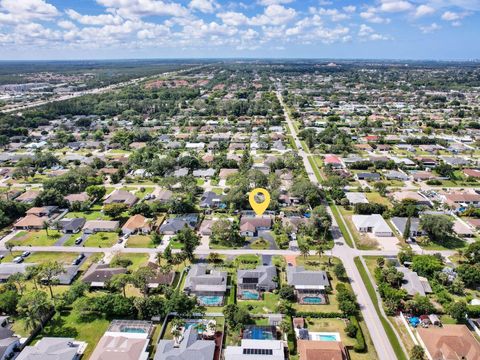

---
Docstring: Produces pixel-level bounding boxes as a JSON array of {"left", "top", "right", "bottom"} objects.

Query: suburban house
[
  {"left": 224, "top": 339, "right": 285, "bottom": 360},
  {"left": 463, "top": 169, "right": 480, "bottom": 179},
  {"left": 155, "top": 326, "right": 215, "bottom": 360},
  {"left": 237, "top": 266, "right": 277, "bottom": 299},
  {"left": 345, "top": 192, "right": 369, "bottom": 205},
  {"left": 57, "top": 218, "right": 86, "bottom": 234},
  {"left": 159, "top": 214, "right": 199, "bottom": 235},
  {"left": 13, "top": 214, "right": 48, "bottom": 230},
  {"left": 391, "top": 191, "right": 431, "bottom": 206},
  {"left": 199, "top": 191, "right": 225, "bottom": 209},
  {"left": 82, "top": 220, "right": 119, "bottom": 234},
  {"left": 82, "top": 263, "right": 127, "bottom": 287},
  {"left": 417, "top": 325, "right": 480, "bottom": 360},
  {"left": 240, "top": 217, "right": 272, "bottom": 237},
  {"left": 443, "top": 192, "right": 480, "bottom": 209},
  {"left": 149, "top": 188, "right": 173, "bottom": 203},
  {"left": 145, "top": 262, "right": 175, "bottom": 289},
  {"left": 286, "top": 266, "right": 330, "bottom": 305},
  {"left": 384, "top": 170, "right": 408, "bottom": 181},
  {"left": 0, "top": 263, "right": 35, "bottom": 283},
  {"left": 103, "top": 189, "right": 139, "bottom": 207},
  {"left": 64, "top": 192, "right": 89, "bottom": 205},
  {"left": 16, "top": 337, "right": 86, "bottom": 360},
  {"left": 355, "top": 172, "right": 381, "bottom": 181},
  {"left": 14, "top": 190, "right": 40, "bottom": 204},
  {"left": 297, "top": 340, "right": 348, "bottom": 360},
  {"left": 90, "top": 320, "right": 153, "bottom": 360},
  {"left": 396, "top": 267, "right": 432, "bottom": 296},
  {"left": 122, "top": 214, "right": 151, "bottom": 235},
  {"left": 391, "top": 217, "right": 424, "bottom": 238},
  {"left": 26, "top": 206, "right": 58, "bottom": 217},
  {"left": 351, "top": 214, "right": 393, "bottom": 237},
  {"left": 324, "top": 154, "right": 343, "bottom": 169},
  {"left": 184, "top": 264, "right": 227, "bottom": 300}
]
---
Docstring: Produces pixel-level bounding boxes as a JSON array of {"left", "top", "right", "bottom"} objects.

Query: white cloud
[
  {"left": 310, "top": 7, "right": 350, "bottom": 21},
  {"left": 414, "top": 4, "right": 435, "bottom": 17},
  {"left": 57, "top": 20, "right": 76, "bottom": 30},
  {"left": 379, "top": 0, "right": 413, "bottom": 13},
  {"left": 189, "top": 0, "right": 217, "bottom": 13},
  {"left": 419, "top": 22, "right": 441, "bottom": 32},
  {"left": 0, "top": 0, "right": 59, "bottom": 24},
  {"left": 358, "top": 23, "right": 389, "bottom": 40},
  {"left": 250, "top": 5, "right": 296, "bottom": 25},
  {"left": 217, "top": 11, "right": 249, "bottom": 26},
  {"left": 257, "top": 0, "right": 293, "bottom": 5},
  {"left": 96, "top": 0, "right": 190, "bottom": 18},
  {"left": 360, "top": 8, "right": 390, "bottom": 24},
  {"left": 343, "top": 5, "right": 356, "bottom": 13},
  {"left": 441, "top": 10, "right": 465, "bottom": 20},
  {"left": 66, "top": 9, "right": 123, "bottom": 26}
]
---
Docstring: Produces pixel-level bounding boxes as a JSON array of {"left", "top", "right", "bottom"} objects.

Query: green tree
[
  {"left": 39, "top": 261, "right": 65, "bottom": 299},
  {"left": 403, "top": 217, "right": 411, "bottom": 240},
  {"left": 86, "top": 185, "right": 106, "bottom": 201},
  {"left": 103, "top": 203, "right": 128, "bottom": 219},
  {"left": 174, "top": 227, "right": 200, "bottom": 261},
  {"left": 17, "top": 290, "right": 53, "bottom": 331},
  {"left": 410, "top": 345, "right": 426, "bottom": 360},
  {"left": 109, "top": 273, "right": 131, "bottom": 297},
  {"left": 412, "top": 255, "right": 443, "bottom": 278},
  {"left": 420, "top": 215, "right": 454, "bottom": 244},
  {"left": 448, "top": 301, "right": 467, "bottom": 323}
]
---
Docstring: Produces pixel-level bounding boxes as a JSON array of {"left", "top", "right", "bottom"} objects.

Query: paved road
[{"left": 277, "top": 91, "right": 399, "bottom": 360}]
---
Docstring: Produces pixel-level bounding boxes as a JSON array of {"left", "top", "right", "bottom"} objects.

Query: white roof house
[
  {"left": 351, "top": 214, "right": 393, "bottom": 237},
  {"left": 345, "top": 192, "right": 369, "bottom": 204},
  {"left": 224, "top": 339, "right": 285, "bottom": 360}
]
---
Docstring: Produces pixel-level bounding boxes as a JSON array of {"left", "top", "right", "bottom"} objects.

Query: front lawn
[
  {"left": 126, "top": 235, "right": 155, "bottom": 248},
  {"left": 111, "top": 253, "right": 149, "bottom": 271},
  {"left": 2, "top": 251, "right": 79, "bottom": 264},
  {"left": 83, "top": 232, "right": 119, "bottom": 247},
  {"left": 7, "top": 230, "right": 61, "bottom": 246}
]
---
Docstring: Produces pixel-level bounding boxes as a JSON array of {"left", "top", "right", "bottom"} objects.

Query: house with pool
[
  {"left": 286, "top": 266, "right": 331, "bottom": 305},
  {"left": 184, "top": 264, "right": 227, "bottom": 306},
  {"left": 237, "top": 265, "right": 277, "bottom": 300}
]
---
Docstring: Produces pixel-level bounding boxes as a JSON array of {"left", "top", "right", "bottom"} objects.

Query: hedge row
[
  {"left": 467, "top": 305, "right": 480, "bottom": 317},
  {"left": 350, "top": 316, "right": 366, "bottom": 353},
  {"left": 295, "top": 311, "right": 343, "bottom": 318}
]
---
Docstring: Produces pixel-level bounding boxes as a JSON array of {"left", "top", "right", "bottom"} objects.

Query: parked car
[
  {"left": 75, "top": 237, "right": 83, "bottom": 245},
  {"left": 21, "top": 251, "right": 31, "bottom": 258},
  {"left": 13, "top": 256, "right": 24, "bottom": 263}
]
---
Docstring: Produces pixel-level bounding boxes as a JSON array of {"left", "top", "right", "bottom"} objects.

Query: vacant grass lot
[
  {"left": 112, "top": 253, "right": 149, "bottom": 271},
  {"left": 7, "top": 230, "right": 61, "bottom": 246},
  {"left": 2, "top": 251, "right": 79, "bottom": 264},
  {"left": 126, "top": 235, "right": 155, "bottom": 248},
  {"left": 83, "top": 232, "right": 118, "bottom": 247}
]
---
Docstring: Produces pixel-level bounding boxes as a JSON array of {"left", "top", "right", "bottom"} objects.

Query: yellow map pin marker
[{"left": 249, "top": 188, "right": 271, "bottom": 215}]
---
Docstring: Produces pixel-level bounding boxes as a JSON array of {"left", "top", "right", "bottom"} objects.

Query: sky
[{"left": 0, "top": 0, "right": 479, "bottom": 60}]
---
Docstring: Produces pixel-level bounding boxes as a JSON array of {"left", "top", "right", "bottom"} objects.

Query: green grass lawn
[
  {"left": 112, "top": 253, "right": 149, "bottom": 271},
  {"left": 365, "top": 192, "right": 392, "bottom": 207},
  {"left": 2, "top": 251, "right": 79, "bottom": 264},
  {"left": 339, "top": 207, "right": 378, "bottom": 250},
  {"left": 65, "top": 210, "right": 111, "bottom": 221},
  {"left": 38, "top": 307, "right": 109, "bottom": 360},
  {"left": 83, "top": 232, "right": 118, "bottom": 247},
  {"left": 329, "top": 202, "right": 354, "bottom": 248},
  {"left": 249, "top": 238, "right": 270, "bottom": 250},
  {"left": 7, "top": 230, "right": 61, "bottom": 246},
  {"left": 135, "top": 187, "right": 154, "bottom": 198},
  {"left": 238, "top": 292, "right": 280, "bottom": 314},
  {"left": 126, "top": 235, "right": 155, "bottom": 248}
]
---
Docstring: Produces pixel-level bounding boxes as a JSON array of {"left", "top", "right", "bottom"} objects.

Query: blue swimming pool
[
  {"left": 242, "top": 290, "right": 260, "bottom": 300},
  {"left": 302, "top": 296, "right": 322, "bottom": 304},
  {"left": 248, "top": 327, "right": 274, "bottom": 340},
  {"left": 198, "top": 295, "right": 223, "bottom": 306},
  {"left": 121, "top": 327, "right": 147, "bottom": 334},
  {"left": 311, "top": 333, "right": 340, "bottom": 341}
]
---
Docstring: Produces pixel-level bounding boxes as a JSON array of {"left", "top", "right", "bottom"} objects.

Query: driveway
[
  {"left": 54, "top": 234, "right": 72, "bottom": 246},
  {"left": 245, "top": 231, "right": 278, "bottom": 250}
]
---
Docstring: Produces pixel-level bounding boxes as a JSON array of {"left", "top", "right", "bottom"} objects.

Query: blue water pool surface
[
  {"left": 302, "top": 296, "right": 322, "bottom": 304},
  {"left": 317, "top": 334, "right": 338, "bottom": 341},
  {"left": 122, "top": 327, "right": 146, "bottom": 333},
  {"left": 242, "top": 290, "right": 259, "bottom": 300},
  {"left": 250, "top": 328, "right": 274, "bottom": 340},
  {"left": 198, "top": 295, "right": 223, "bottom": 306}
]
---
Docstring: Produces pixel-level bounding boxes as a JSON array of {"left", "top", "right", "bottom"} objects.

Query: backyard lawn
[{"left": 111, "top": 253, "right": 149, "bottom": 271}]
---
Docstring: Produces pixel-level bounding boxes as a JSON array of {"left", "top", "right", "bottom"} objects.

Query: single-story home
[
  {"left": 286, "top": 266, "right": 330, "bottom": 305},
  {"left": 237, "top": 265, "right": 277, "bottom": 298},
  {"left": 82, "top": 220, "right": 119, "bottom": 234},
  {"left": 240, "top": 217, "right": 272, "bottom": 237},
  {"left": 351, "top": 214, "right": 393, "bottom": 237},
  {"left": 184, "top": 264, "right": 227, "bottom": 299},
  {"left": 345, "top": 192, "right": 369, "bottom": 205},
  {"left": 82, "top": 263, "right": 127, "bottom": 287},
  {"left": 122, "top": 214, "right": 150, "bottom": 235},
  {"left": 103, "top": 190, "right": 138, "bottom": 207},
  {"left": 396, "top": 266, "right": 432, "bottom": 296},
  {"left": 16, "top": 337, "right": 86, "bottom": 360},
  {"left": 57, "top": 218, "right": 86, "bottom": 234}
]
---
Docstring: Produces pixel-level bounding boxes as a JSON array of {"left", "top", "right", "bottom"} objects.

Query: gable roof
[
  {"left": 298, "top": 340, "right": 347, "bottom": 360},
  {"left": 155, "top": 327, "right": 215, "bottom": 360},
  {"left": 16, "top": 337, "right": 80, "bottom": 360},
  {"left": 238, "top": 266, "right": 277, "bottom": 288},
  {"left": 286, "top": 266, "right": 330, "bottom": 289}
]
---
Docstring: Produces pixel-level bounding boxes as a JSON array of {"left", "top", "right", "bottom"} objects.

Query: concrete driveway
[{"left": 54, "top": 234, "right": 72, "bottom": 246}]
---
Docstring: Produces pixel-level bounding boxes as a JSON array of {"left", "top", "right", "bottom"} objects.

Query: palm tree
[
  {"left": 316, "top": 244, "right": 324, "bottom": 262},
  {"left": 5, "top": 242, "right": 14, "bottom": 255},
  {"left": 42, "top": 221, "right": 50, "bottom": 237},
  {"left": 156, "top": 251, "right": 163, "bottom": 267},
  {"left": 299, "top": 243, "right": 309, "bottom": 260}
]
